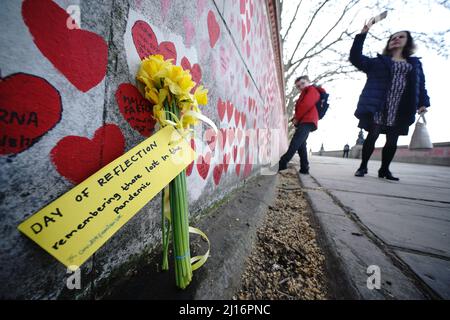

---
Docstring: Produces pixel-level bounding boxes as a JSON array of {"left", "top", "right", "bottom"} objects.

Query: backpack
[{"left": 314, "top": 86, "right": 329, "bottom": 120}]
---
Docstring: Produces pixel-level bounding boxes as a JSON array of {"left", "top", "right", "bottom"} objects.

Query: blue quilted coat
[{"left": 349, "top": 33, "right": 430, "bottom": 135}]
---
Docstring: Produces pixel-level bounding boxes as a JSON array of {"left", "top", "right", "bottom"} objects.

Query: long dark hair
[{"left": 382, "top": 31, "right": 416, "bottom": 58}]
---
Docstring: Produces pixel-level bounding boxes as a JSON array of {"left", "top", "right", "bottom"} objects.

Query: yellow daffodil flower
[
  {"left": 194, "top": 86, "right": 208, "bottom": 106},
  {"left": 137, "top": 54, "right": 208, "bottom": 129}
]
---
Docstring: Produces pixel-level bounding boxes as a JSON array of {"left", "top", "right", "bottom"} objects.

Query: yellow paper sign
[{"left": 18, "top": 126, "right": 195, "bottom": 269}]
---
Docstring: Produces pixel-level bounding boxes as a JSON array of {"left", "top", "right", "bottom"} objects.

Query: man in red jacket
[{"left": 279, "top": 75, "right": 321, "bottom": 174}]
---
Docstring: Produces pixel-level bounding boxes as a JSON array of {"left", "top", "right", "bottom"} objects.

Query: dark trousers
[
  {"left": 360, "top": 124, "right": 399, "bottom": 171},
  {"left": 279, "top": 123, "right": 315, "bottom": 170},
  {"left": 343, "top": 150, "right": 349, "bottom": 158}
]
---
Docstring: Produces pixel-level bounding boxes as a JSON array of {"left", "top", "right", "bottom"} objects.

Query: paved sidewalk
[{"left": 295, "top": 155, "right": 450, "bottom": 299}]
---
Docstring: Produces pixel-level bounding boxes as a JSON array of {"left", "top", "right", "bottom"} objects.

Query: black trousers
[
  {"left": 360, "top": 124, "right": 399, "bottom": 171},
  {"left": 279, "top": 123, "right": 315, "bottom": 170}
]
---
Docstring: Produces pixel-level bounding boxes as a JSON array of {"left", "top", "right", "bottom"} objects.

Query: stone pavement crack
[
  {"left": 388, "top": 245, "right": 450, "bottom": 262},
  {"left": 324, "top": 187, "right": 450, "bottom": 205}
]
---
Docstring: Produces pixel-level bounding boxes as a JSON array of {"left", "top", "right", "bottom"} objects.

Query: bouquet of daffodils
[{"left": 137, "top": 55, "right": 208, "bottom": 289}]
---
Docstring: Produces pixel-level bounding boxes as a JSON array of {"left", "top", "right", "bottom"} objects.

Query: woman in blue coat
[{"left": 350, "top": 22, "right": 430, "bottom": 180}]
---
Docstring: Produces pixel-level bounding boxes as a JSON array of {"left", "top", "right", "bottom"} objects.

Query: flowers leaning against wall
[{"left": 136, "top": 54, "right": 212, "bottom": 289}]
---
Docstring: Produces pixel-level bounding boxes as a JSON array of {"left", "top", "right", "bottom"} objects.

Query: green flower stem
[
  {"left": 169, "top": 100, "right": 186, "bottom": 281},
  {"left": 176, "top": 164, "right": 191, "bottom": 286},
  {"left": 171, "top": 179, "right": 185, "bottom": 277},
  {"left": 179, "top": 172, "right": 191, "bottom": 275},
  {"left": 179, "top": 170, "right": 190, "bottom": 283},
  {"left": 163, "top": 97, "right": 192, "bottom": 289},
  {"left": 170, "top": 186, "right": 183, "bottom": 286},
  {"left": 161, "top": 187, "right": 170, "bottom": 271}
]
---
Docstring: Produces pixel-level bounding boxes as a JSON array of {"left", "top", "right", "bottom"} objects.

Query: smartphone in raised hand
[{"left": 368, "top": 10, "right": 388, "bottom": 27}]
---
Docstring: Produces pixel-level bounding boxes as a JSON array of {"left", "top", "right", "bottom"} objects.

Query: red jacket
[{"left": 294, "top": 85, "right": 324, "bottom": 130}]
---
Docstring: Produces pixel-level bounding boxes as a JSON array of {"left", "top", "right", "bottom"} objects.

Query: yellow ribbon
[
  {"left": 189, "top": 226, "right": 210, "bottom": 271},
  {"left": 162, "top": 186, "right": 210, "bottom": 271}
]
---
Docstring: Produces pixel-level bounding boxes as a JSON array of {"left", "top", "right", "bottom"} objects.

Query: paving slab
[
  {"left": 297, "top": 155, "right": 450, "bottom": 299},
  {"left": 331, "top": 190, "right": 450, "bottom": 257},
  {"left": 312, "top": 210, "right": 425, "bottom": 299},
  {"left": 395, "top": 251, "right": 450, "bottom": 299}
]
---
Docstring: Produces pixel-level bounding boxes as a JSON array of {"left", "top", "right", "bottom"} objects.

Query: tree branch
[
  {"left": 285, "top": 30, "right": 353, "bottom": 84},
  {"left": 290, "top": 0, "right": 359, "bottom": 68},
  {"left": 287, "top": 0, "right": 331, "bottom": 68},
  {"left": 282, "top": 0, "right": 303, "bottom": 43}
]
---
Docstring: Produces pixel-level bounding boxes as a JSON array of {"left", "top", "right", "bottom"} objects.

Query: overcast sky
[{"left": 281, "top": 0, "right": 450, "bottom": 152}]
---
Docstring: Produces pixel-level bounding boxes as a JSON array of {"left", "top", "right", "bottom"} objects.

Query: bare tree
[{"left": 280, "top": 0, "right": 450, "bottom": 137}]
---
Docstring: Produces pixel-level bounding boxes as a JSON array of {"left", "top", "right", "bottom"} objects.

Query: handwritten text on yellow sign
[{"left": 18, "top": 126, "right": 195, "bottom": 268}]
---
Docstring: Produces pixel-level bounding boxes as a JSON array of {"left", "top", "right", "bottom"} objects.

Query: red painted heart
[
  {"left": 232, "top": 146, "right": 238, "bottom": 163},
  {"left": 204, "top": 128, "right": 217, "bottom": 152},
  {"left": 223, "top": 153, "right": 231, "bottom": 173},
  {"left": 241, "top": 114, "right": 247, "bottom": 128},
  {"left": 240, "top": 0, "right": 246, "bottom": 14},
  {"left": 132, "top": 20, "right": 177, "bottom": 63},
  {"left": 219, "top": 128, "right": 227, "bottom": 150},
  {"left": 186, "top": 139, "right": 195, "bottom": 176},
  {"left": 217, "top": 98, "right": 226, "bottom": 122},
  {"left": 245, "top": 135, "right": 250, "bottom": 149},
  {"left": 235, "top": 163, "right": 241, "bottom": 176},
  {"left": 196, "top": 152, "right": 211, "bottom": 180},
  {"left": 213, "top": 164, "right": 223, "bottom": 185},
  {"left": 226, "top": 101, "right": 234, "bottom": 123},
  {"left": 243, "top": 154, "right": 253, "bottom": 178},
  {"left": 0, "top": 73, "right": 62, "bottom": 155},
  {"left": 115, "top": 83, "right": 156, "bottom": 137},
  {"left": 159, "top": 42, "right": 177, "bottom": 63},
  {"left": 234, "top": 109, "right": 241, "bottom": 127},
  {"left": 50, "top": 124, "right": 125, "bottom": 184},
  {"left": 246, "top": 11, "right": 251, "bottom": 35},
  {"left": 207, "top": 10, "right": 220, "bottom": 48},
  {"left": 22, "top": 0, "right": 108, "bottom": 93}
]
